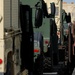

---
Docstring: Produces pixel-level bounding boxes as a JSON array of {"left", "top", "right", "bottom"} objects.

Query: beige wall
[
  {"left": 44, "top": 0, "right": 75, "bottom": 28},
  {"left": 44, "top": 0, "right": 62, "bottom": 29},
  {"left": 63, "top": 2, "right": 75, "bottom": 23}
]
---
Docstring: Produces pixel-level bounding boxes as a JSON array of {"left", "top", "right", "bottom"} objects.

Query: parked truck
[
  {"left": 0, "top": 0, "right": 74, "bottom": 75},
  {"left": 0, "top": 0, "right": 21, "bottom": 75}
]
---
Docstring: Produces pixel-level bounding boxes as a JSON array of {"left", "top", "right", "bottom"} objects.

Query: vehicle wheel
[
  {"left": 34, "top": 55, "right": 43, "bottom": 75},
  {"left": 5, "top": 52, "right": 14, "bottom": 75}
]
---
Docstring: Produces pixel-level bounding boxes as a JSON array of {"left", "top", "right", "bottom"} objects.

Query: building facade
[
  {"left": 63, "top": 2, "right": 75, "bottom": 23},
  {"left": 44, "top": 0, "right": 62, "bottom": 29}
]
